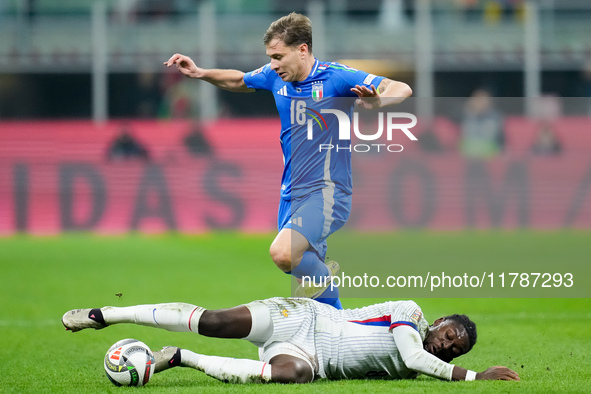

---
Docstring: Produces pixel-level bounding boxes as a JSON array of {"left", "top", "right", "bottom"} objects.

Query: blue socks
[
  {"left": 291, "top": 251, "right": 329, "bottom": 281},
  {"left": 289, "top": 251, "right": 342, "bottom": 310}
]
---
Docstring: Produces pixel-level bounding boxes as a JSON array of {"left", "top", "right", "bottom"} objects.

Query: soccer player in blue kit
[{"left": 165, "top": 13, "right": 412, "bottom": 309}]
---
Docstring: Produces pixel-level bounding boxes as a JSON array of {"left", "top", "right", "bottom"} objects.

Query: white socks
[
  {"left": 101, "top": 303, "right": 205, "bottom": 333},
  {"left": 180, "top": 349, "right": 273, "bottom": 384},
  {"left": 101, "top": 303, "right": 274, "bottom": 383}
]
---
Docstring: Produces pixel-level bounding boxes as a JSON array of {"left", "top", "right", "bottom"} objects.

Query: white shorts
[{"left": 244, "top": 297, "right": 319, "bottom": 376}]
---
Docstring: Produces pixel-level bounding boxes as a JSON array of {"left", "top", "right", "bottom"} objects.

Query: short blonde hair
[{"left": 263, "top": 12, "right": 313, "bottom": 53}]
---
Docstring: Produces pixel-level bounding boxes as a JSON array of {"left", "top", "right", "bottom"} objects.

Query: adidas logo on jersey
[{"left": 276, "top": 86, "right": 288, "bottom": 96}]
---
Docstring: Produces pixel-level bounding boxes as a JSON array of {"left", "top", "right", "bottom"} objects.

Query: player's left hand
[
  {"left": 351, "top": 84, "right": 381, "bottom": 110},
  {"left": 477, "top": 366, "right": 520, "bottom": 381}
]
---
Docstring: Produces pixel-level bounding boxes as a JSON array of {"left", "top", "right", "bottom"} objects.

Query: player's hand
[
  {"left": 476, "top": 366, "right": 520, "bottom": 381},
  {"left": 164, "top": 53, "right": 200, "bottom": 78},
  {"left": 351, "top": 84, "right": 381, "bottom": 110}
]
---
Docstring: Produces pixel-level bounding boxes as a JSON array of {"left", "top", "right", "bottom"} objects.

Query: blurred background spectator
[
  {"left": 159, "top": 71, "right": 194, "bottom": 119},
  {"left": 417, "top": 121, "right": 444, "bottom": 153},
  {"left": 459, "top": 89, "right": 504, "bottom": 158},
  {"left": 136, "top": 70, "right": 162, "bottom": 118},
  {"left": 531, "top": 122, "right": 562, "bottom": 156},
  {"left": 183, "top": 122, "right": 214, "bottom": 157},
  {"left": 107, "top": 125, "right": 150, "bottom": 162}
]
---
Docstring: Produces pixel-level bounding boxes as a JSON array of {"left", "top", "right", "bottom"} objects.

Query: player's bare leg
[{"left": 198, "top": 306, "right": 252, "bottom": 338}]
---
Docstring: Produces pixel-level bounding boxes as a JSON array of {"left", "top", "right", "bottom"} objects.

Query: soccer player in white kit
[{"left": 62, "top": 298, "right": 519, "bottom": 383}]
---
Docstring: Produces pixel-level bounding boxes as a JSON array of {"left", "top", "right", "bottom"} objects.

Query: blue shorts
[{"left": 277, "top": 188, "right": 352, "bottom": 260}]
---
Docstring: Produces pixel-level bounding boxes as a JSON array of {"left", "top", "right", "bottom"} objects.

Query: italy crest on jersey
[{"left": 312, "top": 81, "right": 324, "bottom": 102}]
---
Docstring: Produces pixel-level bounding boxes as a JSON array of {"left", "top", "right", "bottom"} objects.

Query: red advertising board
[{"left": 1, "top": 118, "right": 590, "bottom": 234}]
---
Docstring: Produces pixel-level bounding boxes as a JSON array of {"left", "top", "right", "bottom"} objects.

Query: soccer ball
[{"left": 104, "top": 338, "right": 155, "bottom": 387}]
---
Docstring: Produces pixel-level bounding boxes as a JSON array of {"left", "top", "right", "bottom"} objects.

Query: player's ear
[
  {"left": 432, "top": 317, "right": 445, "bottom": 327},
  {"left": 298, "top": 43, "right": 308, "bottom": 57}
]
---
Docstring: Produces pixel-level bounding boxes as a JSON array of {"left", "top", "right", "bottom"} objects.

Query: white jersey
[
  {"left": 249, "top": 298, "right": 433, "bottom": 380},
  {"left": 313, "top": 299, "right": 429, "bottom": 379}
]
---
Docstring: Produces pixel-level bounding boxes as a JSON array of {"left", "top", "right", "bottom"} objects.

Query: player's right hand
[
  {"left": 164, "top": 53, "right": 200, "bottom": 78},
  {"left": 477, "top": 366, "right": 520, "bottom": 381}
]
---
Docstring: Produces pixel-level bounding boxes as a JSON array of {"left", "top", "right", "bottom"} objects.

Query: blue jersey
[{"left": 244, "top": 59, "right": 384, "bottom": 200}]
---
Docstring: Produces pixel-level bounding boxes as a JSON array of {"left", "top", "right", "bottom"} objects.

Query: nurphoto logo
[{"left": 291, "top": 99, "right": 418, "bottom": 153}]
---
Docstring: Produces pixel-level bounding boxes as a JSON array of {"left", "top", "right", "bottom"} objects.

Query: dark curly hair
[{"left": 444, "top": 314, "right": 477, "bottom": 351}]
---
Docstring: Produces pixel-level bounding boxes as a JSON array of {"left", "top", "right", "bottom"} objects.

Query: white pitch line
[{"left": 0, "top": 319, "right": 57, "bottom": 327}]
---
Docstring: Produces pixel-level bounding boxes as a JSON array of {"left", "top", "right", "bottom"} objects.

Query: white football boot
[
  {"left": 154, "top": 346, "right": 182, "bottom": 373},
  {"left": 62, "top": 308, "right": 107, "bottom": 332}
]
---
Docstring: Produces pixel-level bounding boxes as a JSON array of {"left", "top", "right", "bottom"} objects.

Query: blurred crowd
[
  {"left": 1, "top": 0, "right": 530, "bottom": 22},
  {"left": 2, "top": 0, "right": 591, "bottom": 123}
]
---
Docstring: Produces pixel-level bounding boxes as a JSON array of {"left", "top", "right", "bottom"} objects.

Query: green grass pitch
[{"left": 1, "top": 232, "right": 589, "bottom": 393}]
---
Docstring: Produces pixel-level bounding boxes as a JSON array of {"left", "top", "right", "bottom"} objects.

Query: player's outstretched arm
[
  {"left": 458, "top": 366, "right": 520, "bottom": 381},
  {"left": 351, "top": 78, "right": 412, "bottom": 109},
  {"left": 164, "top": 53, "right": 255, "bottom": 93},
  {"left": 393, "top": 325, "right": 520, "bottom": 382}
]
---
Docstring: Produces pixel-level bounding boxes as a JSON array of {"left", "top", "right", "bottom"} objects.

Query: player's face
[
  {"left": 266, "top": 38, "right": 308, "bottom": 82},
  {"left": 423, "top": 319, "right": 470, "bottom": 363}
]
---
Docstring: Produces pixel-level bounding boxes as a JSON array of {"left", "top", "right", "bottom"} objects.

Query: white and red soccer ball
[{"left": 104, "top": 339, "right": 155, "bottom": 387}]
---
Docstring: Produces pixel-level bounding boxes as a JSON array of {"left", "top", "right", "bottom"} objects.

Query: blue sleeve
[
  {"left": 331, "top": 63, "right": 385, "bottom": 97},
  {"left": 243, "top": 63, "right": 274, "bottom": 91}
]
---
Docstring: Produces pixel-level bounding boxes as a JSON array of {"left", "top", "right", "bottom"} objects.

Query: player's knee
[
  {"left": 269, "top": 244, "right": 292, "bottom": 272},
  {"left": 290, "top": 360, "right": 314, "bottom": 383},
  {"left": 270, "top": 358, "right": 313, "bottom": 384}
]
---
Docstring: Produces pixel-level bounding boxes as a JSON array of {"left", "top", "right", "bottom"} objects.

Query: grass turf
[{"left": 0, "top": 232, "right": 589, "bottom": 393}]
